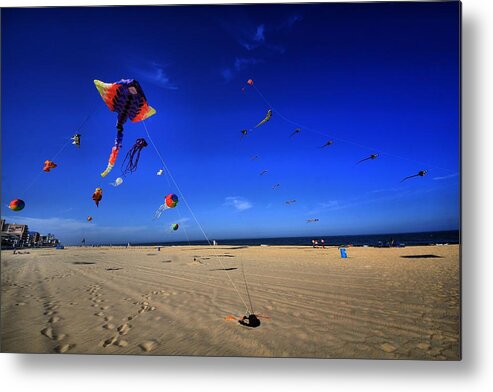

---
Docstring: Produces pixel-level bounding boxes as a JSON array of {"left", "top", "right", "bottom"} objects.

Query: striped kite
[{"left": 94, "top": 79, "right": 156, "bottom": 177}]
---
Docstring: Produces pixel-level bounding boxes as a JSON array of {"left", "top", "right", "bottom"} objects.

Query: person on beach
[
  {"left": 312, "top": 240, "right": 316, "bottom": 248},
  {"left": 314, "top": 240, "right": 319, "bottom": 248},
  {"left": 321, "top": 239, "right": 325, "bottom": 248}
]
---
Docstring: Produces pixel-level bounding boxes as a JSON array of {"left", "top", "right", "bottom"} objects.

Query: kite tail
[
  {"left": 153, "top": 204, "right": 167, "bottom": 220},
  {"left": 101, "top": 130, "right": 123, "bottom": 178},
  {"left": 101, "top": 145, "right": 120, "bottom": 177},
  {"left": 121, "top": 138, "right": 148, "bottom": 175}
]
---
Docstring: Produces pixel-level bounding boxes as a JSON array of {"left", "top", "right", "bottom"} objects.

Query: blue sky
[{"left": 1, "top": 2, "right": 460, "bottom": 244}]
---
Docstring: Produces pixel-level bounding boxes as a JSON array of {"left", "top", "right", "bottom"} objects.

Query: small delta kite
[
  {"left": 357, "top": 154, "right": 379, "bottom": 164},
  {"left": 401, "top": 170, "right": 428, "bottom": 183}
]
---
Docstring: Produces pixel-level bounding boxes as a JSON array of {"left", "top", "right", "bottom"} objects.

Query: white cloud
[
  {"left": 132, "top": 61, "right": 178, "bottom": 90},
  {"left": 224, "top": 196, "right": 252, "bottom": 211},
  {"left": 254, "top": 24, "right": 265, "bottom": 42},
  {"left": 319, "top": 200, "right": 340, "bottom": 209},
  {"left": 433, "top": 173, "right": 459, "bottom": 181},
  {"left": 222, "top": 57, "right": 262, "bottom": 82},
  {"left": 219, "top": 14, "right": 302, "bottom": 82}
]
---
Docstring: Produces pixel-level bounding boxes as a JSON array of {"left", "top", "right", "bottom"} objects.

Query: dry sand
[{"left": 1, "top": 244, "right": 460, "bottom": 359}]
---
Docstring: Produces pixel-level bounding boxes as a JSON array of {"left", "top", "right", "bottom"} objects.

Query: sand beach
[{"left": 0, "top": 244, "right": 459, "bottom": 359}]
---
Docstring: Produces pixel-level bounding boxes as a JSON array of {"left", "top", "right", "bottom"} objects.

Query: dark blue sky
[{"left": 1, "top": 2, "right": 460, "bottom": 244}]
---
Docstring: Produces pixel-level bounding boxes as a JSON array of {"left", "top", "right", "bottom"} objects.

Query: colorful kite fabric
[
  {"left": 154, "top": 194, "right": 179, "bottom": 219},
  {"left": 43, "top": 160, "right": 57, "bottom": 172},
  {"left": 92, "top": 187, "right": 103, "bottom": 207},
  {"left": 9, "top": 199, "right": 25, "bottom": 211},
  {"left": 165, "top": 194, "right": 179, "bottom": 208},
  {"left": 94, "top": 79, "right": 156, "bottom": 177}
]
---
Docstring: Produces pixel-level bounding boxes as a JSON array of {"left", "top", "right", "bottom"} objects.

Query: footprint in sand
[
  {"left": 54, "top": 343, "right": 75, "bottom": 353},
  {"left": 116, "top": 339, "right": 128, "bottom": 347},
  {"left": 417, "top": 342, "right": 431, "bottom": 350},
  {"left": 101, "top": 336, "right": 118, "bottom": 348},
  {"left": 41, "top": 327, "right": 66, "bottom": 342},
  {"left": 102, "top": 323, "right": 116, "bottom": 330},
  {"left": 117, "top": 323, "right": 132, "bottom": 336},
  {"left": 41, "top": 327, "right": 54, "bottom": 339},
  {"left": 100, "top": 336, "right": 129, "bottom": 348},
  {"left": 139, "top": 340, "right": 159, "bottom": 352},
  {"left": 380, "top": 343, "right": 397, "bottom": 353}
]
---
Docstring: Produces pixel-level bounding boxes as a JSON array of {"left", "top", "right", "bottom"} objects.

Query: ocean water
[{"left": 132, "top": 230, "right": 460, "bottom": 248}]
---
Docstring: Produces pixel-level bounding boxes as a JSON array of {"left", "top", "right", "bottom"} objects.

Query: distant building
[
  {"left": 27, "top": 231, "right": 41, "bottom": 246},
  {"left": 1, "top": 219, "right": 59, "bottom": 248},
  {"left": 6, "top": 223, "right": 29, "bottom": 245}
]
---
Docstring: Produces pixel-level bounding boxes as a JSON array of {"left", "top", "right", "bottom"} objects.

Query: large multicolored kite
[{"left": 94, "top": 79, "right": 156, "bottom": 177}]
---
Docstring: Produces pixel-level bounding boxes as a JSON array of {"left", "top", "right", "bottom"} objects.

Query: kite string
[
  {"left": 142, "top": 121, "right": 251, "bottom": 314},
  {"left": 163, "top": 169, "right": 192, "bottom": 245},
  {"left": 241, "top": 259, "right": 254, "bottom": 314},
  {"left": 20, "top": 104, "right": 98, "bottom": 197},
  {"left": 20, "top": 138, "right": 72, "bottom": 196},
  {"left": 75, "top": 102, "right": 100, "bottom": 132},
  {"left": 252, "top": 84, "right": 456, "bottom": 174}
]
